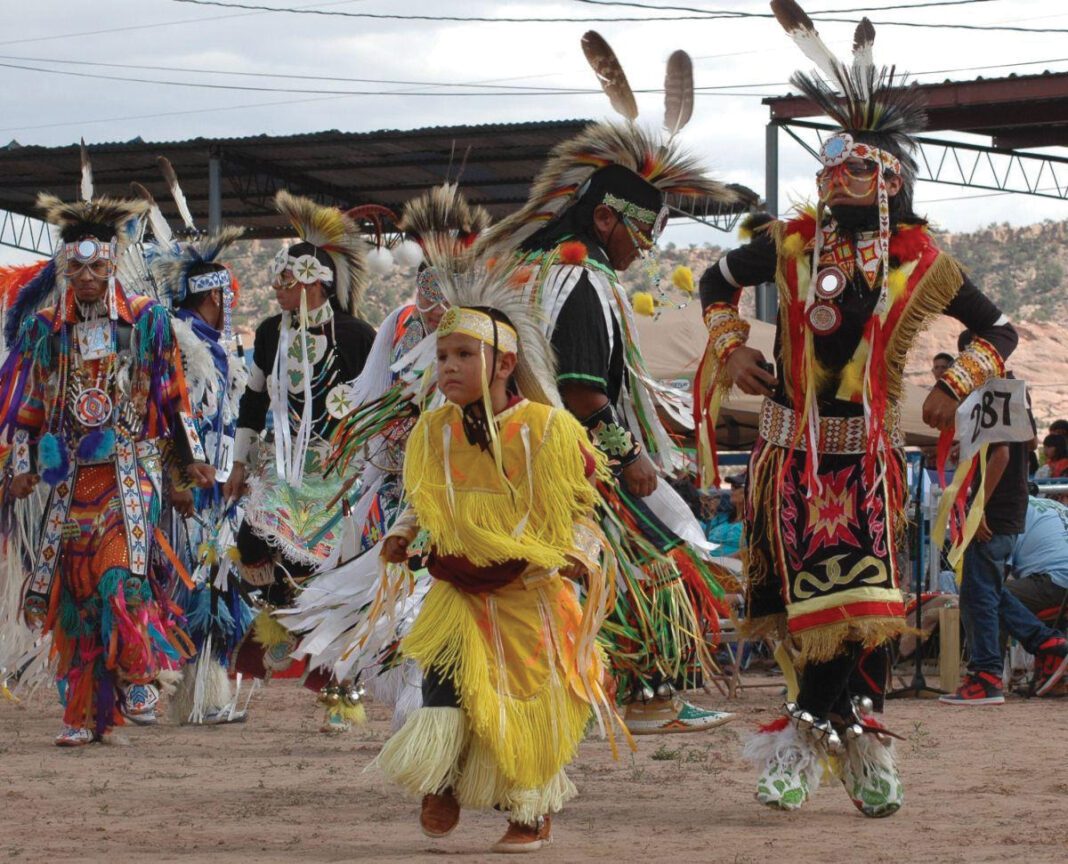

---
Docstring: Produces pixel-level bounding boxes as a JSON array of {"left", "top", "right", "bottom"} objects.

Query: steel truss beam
[
  {"left": 221, "top": 148, "right": 356, "bottom": 215},
  {"left": 664, "top": 192, "right": 752, "bottom": 234},
  {"left": 779, "top": 120, "right": 1068, "bottom": 201},
  {"left": 0, "top": 209, "right": 55, "bottom": 256}
]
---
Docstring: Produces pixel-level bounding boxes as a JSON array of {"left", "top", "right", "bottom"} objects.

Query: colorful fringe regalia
[
  {"left": 474, "top": 33, "right": 746, "bottom": 706},
  {"left": 0, "top": 283, "right": 194, "bottom": 735},
  {"left": 698, "top": 210, "right": 1018, "bottom": 661},
  {"left": 279, "top": 183, "right": 491, "bottom": 728},
  {"left": 702, "top": 0, "right": 1018, "bottom": 816},
  {"left": 276, "top": 301, "right": 435, "bottom": 729},
  {"left": 374, "top": 398, "right": 624, "bottom": 823},
  {"left": 167, "top": 310, "right": 252, "bottom": 723},
  {"left": 232, "top": 192, "right": 375, "bottom": 594},
  {"left": 517, "top": 242, "right": 734, "bottom": 697}
]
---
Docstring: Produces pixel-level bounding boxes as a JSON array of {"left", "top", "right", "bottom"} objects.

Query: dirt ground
[{"left": 1, "top": 672, "right": 1065, "bottom": 864}]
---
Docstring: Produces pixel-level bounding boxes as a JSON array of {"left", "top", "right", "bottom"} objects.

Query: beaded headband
[
  {"left": 188, "top": 268, "right": 232, "bottom": 295},
  {"left": 64, "top": 237, "right": 116, "bottom": 263},
  {"left": 437, "top": 306, "right": 518, "bottom": 354},
  {"left": 818, "top": 132, "right": 901, "bottom": 175},
  {"left": 269, "top": 247, "right": 334, "bottom": 285}
]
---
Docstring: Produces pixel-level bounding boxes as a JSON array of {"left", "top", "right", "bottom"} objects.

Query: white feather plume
[
  {"left": 79, "top": 139, "right": 93, "bottom": 203},
  {"left": 159, "top": 156, "right": 196, "bottom": 231}
]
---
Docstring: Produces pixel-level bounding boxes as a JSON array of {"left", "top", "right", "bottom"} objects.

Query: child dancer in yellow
[{"left": 375, "top": 261, "right": 621, "bottom": 853}]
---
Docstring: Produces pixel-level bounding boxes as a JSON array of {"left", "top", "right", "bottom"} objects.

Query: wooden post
[{"left": 939, "top": 605, "right": 962, "bottom": 689}]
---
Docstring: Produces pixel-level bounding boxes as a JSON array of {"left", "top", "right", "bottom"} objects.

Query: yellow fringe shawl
[{"left": 403, "top": 399, "right": 605, "bottom": 569}]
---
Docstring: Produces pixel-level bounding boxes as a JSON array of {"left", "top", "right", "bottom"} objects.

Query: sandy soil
[{"left": 2, "top": 673, "right": 1065, "bottom": 864}]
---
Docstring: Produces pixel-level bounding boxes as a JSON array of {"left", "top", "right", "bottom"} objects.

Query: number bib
[{"left": 956, "top": 377, "right": 1033, "bottom": 462}]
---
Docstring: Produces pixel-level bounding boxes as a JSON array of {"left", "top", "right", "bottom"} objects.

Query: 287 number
[{"left": 969, "top": 389, "right": 1012, "bottom": 443}]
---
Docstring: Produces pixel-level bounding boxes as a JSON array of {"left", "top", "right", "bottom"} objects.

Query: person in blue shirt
[
  {"left": 703, "top": 473, "right": 746, "bottom": 558},
  {"left": 1002, "top": 496, "right": 1068, "bottom": 695}
]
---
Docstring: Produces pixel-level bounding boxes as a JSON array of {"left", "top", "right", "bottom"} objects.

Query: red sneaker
[
  {"left": 939, "top": 671, "right": 1005, "bottom": 705},
  {"left": 1033, "top": 636, "right": 1068, "bottom": 697}
]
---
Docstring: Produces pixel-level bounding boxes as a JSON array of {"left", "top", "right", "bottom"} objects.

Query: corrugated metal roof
[
  {"left": 764, "top": 70, "right": 1068, "bottom": 151},
  {"left": 0, "top": 120, "right": 757, "bottom": 237}
]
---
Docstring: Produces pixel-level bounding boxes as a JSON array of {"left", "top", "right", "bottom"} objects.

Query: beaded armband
[
  {"left": 940, "top": 336, "right": 1006, "bottom": 401},
  {"left": 703, "top": 302, "right": 750, "bottom": 366},
  {"left": 581, "top": 403, "right": 643, "bottom": 468},
  {"left": 12, "top": 429, "right": 32, "bottom": 476}
]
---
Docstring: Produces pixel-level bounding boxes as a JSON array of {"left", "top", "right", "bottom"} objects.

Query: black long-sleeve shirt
[
  {"left": 699, "top": 227, "right": 1018, "bottom": 415},
  {"left": 236, "top": 306, "right": 375, "bottom": 457}
]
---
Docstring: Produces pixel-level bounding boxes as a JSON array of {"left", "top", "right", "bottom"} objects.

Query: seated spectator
[
  {"left": 705, "top": 472, "right": 745, "bottom": 558},
  {"left": 1004, "top": 496, "right": 1068, "bottom": 695},
  {"left": 1050, "top": 419, "right": 1068, "bottom": 437},
  {"left": 1040, "top": 434, "right": 1068, "bottom": 479}
]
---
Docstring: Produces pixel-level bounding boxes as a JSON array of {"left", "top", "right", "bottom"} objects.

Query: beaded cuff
[
  {"left": 940, "top": 336, "right": 1005, "bottom": 401},
  {"left": 703, "top": 302, "right": 750, "bottom": 366}
]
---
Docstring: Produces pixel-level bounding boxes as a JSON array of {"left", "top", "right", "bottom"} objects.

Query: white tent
[{"left": 634, "top": 302, "right": 938, "bottom": 447}]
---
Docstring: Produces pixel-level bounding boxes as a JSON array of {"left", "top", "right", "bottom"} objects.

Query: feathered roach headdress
[
  {"left": 773, "top": 0, "right": 928, "bottom": 319},
  {"left": 150, "top": 226, "right": 245, "bottom": 307},
  {"left": 479, "top": 31, "right": 737, "bottom": 255},
  {"left": 422, "top": 232, "right": 559, "bottom": 467},
  {"left": 398, "top": 182, "right": 493, "bottom": 315},
  {"left": 150, "top": 226, "right": 245, "bottom": 344},
  {"left": 772, "top": 0, "right": 926, "bottom": 195},
  {"left": 4, "top": 141, "right": 147, "bottom": 344},
  {"left": 397, "top": 182, "right": 492, "bottom": 254},
  {"left": 271, "top": 190, "right": 369, "bottom": 315}
]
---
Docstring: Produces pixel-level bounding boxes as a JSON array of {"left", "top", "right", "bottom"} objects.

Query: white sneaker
[
  {"left": 55, "top": 726, "right": 95, "bottom": 747},
  {"left": 124, "top": 683, "right": 160, "bottom": 725}
]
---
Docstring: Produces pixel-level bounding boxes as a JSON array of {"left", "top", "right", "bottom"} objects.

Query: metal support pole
[
  {"left": 208, "top": 148, "right": 222, "bottom": 233},
  {"left": 757, "top": 122, "right": 780, "bottom": 323}
]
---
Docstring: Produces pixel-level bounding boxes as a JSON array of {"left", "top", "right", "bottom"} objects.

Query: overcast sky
[{"left": 2, "top": 0, "right": 1066, "bottom": 258}]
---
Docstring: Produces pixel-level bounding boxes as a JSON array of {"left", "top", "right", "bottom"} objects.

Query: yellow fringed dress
[{"left": 375, "top": 398, "right": 616, "bottom": 824}]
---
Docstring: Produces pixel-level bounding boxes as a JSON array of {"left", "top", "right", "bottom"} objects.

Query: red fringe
[
  {"left": 670, "top": 546, "right": 725, "bottom": 638},
  {"left": 0, "top": 259, "right": 48, "bottom": 308}
]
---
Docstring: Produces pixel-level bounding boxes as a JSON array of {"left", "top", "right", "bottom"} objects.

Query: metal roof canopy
[
  {"left": 754, "top": 70, "right": 1068, "bottom": 322},
  {"left": 0, "top": 120, "right": 757, "bottom": 255}
]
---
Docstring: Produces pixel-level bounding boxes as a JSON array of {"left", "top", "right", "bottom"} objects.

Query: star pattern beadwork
[
  {"left": 803, "top": 466, "right": 862, "bottom": 558},
  {"left": 590, "top": 420, "right": 634, "bottom": 458}
]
